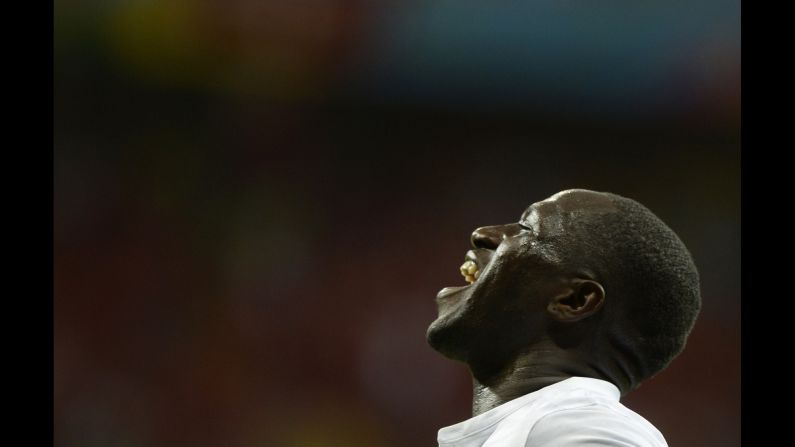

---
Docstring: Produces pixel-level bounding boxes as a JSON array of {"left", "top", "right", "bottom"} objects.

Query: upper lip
[{"left": 466, "top": 249, "right": 491, "bottom": 273}]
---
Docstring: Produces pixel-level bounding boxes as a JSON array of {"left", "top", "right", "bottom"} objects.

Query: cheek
[
  {"left": 484, "top": 256, "right": 557, "bottom": 313},
  {"left": 471, "top": 259, "right": 528, "bottom": 312},
  {"left": 489, "top": 245, "right": 536, "bottom": 285}
]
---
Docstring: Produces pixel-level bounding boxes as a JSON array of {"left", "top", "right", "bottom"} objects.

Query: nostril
[{"left": 471, "top": 227, "right": 502, "bottom": 249}]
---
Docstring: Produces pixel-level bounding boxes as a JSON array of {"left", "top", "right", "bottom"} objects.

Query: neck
[{"left": 468, "top": 339, "right": 612, "bottom": 416}]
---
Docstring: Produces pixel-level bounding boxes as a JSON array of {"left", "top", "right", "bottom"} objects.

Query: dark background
[{"left": 54, "top": 1, "right": 740, "bottom": 446}]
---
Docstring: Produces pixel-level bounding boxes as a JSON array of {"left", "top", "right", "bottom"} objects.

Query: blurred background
[{"left": 54, "top": 1, "right": 740, "bottom": 446}]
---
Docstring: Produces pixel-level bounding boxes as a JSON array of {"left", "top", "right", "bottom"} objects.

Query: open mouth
[
  {"left": 437, "top": 251, "right": 486, "bottom": 301},
  {"left": 459, "top": 259, "right": 480, "bottom": 284}
]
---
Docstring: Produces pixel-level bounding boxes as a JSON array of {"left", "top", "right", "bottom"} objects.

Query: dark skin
[{"left": 426, "top": 189, "right": 629, "bottom": 416}]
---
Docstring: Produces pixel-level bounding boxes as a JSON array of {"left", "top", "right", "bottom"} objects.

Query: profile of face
[{"left": 426, "top": 190, "right": 615, "bottom": 365}]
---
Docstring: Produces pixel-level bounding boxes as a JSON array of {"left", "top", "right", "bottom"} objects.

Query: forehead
[{"left": 519, "top": 190, "right": 617, "bottom": 234}]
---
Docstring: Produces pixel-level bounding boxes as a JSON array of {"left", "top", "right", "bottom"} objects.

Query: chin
[{"left": 426, "top": 317, "right": 469, "bottom": 362}]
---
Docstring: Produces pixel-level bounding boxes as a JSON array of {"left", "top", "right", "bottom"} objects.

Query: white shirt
[{"left": 437, "top": 377, "right": 667, "bottom": 447}]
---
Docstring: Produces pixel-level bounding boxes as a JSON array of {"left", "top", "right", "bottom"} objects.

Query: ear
[{"left": 546, "top": 279, "right": 605, "bottom": 322}]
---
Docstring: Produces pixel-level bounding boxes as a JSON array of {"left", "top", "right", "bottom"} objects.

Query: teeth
[{"left": 460, "top": 260, "right": 479, "bottom": 284}]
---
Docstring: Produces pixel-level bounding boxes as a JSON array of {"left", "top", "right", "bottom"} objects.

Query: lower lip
[{"left": 436, "top": 285, "right": 470, "bottom": 300}]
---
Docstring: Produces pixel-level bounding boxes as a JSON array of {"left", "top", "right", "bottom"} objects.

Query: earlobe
[{"left": 547, "top": 279, "right": 605, "bottom": 322}]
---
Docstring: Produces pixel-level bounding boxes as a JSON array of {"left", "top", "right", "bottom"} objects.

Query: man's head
[{"left": 426, "top": 189, "right": 701, "bottom": 392}]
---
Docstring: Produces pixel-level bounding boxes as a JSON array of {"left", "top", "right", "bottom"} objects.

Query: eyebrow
[
  {"left": 519, "top": 206, "right": 534, "bottom": 223},
  {"left": 518, "top": 211, "right": 535, "bottom": 221}
]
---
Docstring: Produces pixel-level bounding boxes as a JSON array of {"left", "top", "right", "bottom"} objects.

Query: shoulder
[{"left": 525, "top": 403, "right": 668, "bottom": 447}]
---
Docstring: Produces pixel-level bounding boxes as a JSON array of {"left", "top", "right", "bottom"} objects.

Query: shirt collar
[{"left": 438, "top": 377, "right": 620, "bottom": 443}]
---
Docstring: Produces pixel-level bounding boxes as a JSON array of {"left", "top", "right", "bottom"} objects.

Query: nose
[{"left": 470, "top": 224, "right": 520, "bottom": 249}]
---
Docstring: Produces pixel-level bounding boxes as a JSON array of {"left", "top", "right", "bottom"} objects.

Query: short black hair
[{"left": 550, "top": 191, "right": 701, "bottom": 391}]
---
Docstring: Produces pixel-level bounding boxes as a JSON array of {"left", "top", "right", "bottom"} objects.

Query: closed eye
[{"left": 517, "top": 222, "right": 534, "bottom": 233}]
